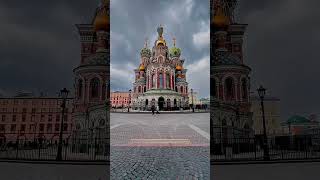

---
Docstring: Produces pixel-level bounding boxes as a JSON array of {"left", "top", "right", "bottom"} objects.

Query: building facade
[
  {"left": 211, "top": 0, "right": 253, "bottom": 142},
  {"left": 251, "top": 96, "right": 281, "bottom": 135},
  {"left": 0, "top": 94, "right": 73, "bottom": 144},
  {"left": 0, "top": 1, "right": 110, "bottom": 146},
  {"left": 281, "top": 115, "right": 320, "bottom": 135},
  {"left": 132, "top": 26, "right": 189, "bottom": 111},
  {"left": 110, "top": 91, "right": 131, "bottom": 108}
]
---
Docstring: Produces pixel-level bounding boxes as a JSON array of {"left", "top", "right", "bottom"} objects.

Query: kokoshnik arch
[{"left": 131, "top": 26, "right": 189, "bottom": 111}]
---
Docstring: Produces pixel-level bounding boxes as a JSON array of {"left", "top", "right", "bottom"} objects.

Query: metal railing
[
  {"left": 0, "top": 135, "right": 109, "bottom": 162},
  {"left": 211, "top": 135, "right": 320, "bottom": 162}
]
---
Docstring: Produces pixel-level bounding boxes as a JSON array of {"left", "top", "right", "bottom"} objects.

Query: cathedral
[
  {"left": 211, "top": 0, "right": 253, "bottom": 148},
  {"left": 132, "top": 26, "right": 189, "bottom": 111},
  {"left": 72, "top": 0, "right": 109, "bottom": 141}
]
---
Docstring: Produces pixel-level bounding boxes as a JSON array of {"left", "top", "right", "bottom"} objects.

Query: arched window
[
  {"left": 144, "top": 86, "right": 146, "bottom": 92},
  {"left": 78, "top": 79, "right": 83, "bottom": 98},
  {"left": 166, "top": 73, "right": 170, "bottom": 89},
  {"left": 159, "top": 72, "right": 163, "bottom": 88},
  {"left": 225, "top": 77, "right": 234, "bottom": 100},
  {"left": 241, "top": 78, "right": 248, "bottom": 100},
  {"left": 174, "top": 99, "right": 177, "bottom": 107},
  {"left": 138, "top": 86, "right": 141, "bottom": 93},
  {"left": 90, "top": 78, "right": 100, "bottom": 98},
  {"left": 145, "top": 99, "right": 148, "bottom": 106},
  {"left": 152, "top": 74, "right": 156, "bottom": 88},
  {"left": 180, "top": 86, "right": 183, "bottom": 93}
]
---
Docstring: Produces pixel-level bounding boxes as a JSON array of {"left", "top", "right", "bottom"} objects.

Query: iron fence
[
  {"left": 0, "top": 135, "right": 109, "bottom": 162},
  {"left": 211, "top": 135, "right": 320, "bottom": 162}
]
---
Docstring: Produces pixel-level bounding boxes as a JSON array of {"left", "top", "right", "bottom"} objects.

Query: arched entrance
[{"left": 158, "top": 97, "right": 165, "bottom": 110}]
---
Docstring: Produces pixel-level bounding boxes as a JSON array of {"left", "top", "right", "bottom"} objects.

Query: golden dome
[
  {"left": 94, "top": 5, "right": 109, "bottom": 32},
  {"left": 212, "top": 6, "right": 229, "bottom": 28},
  {"left": 156, "top": 38, "right": 166, "bottom": 46},
  {"left": 139, "top": 64, "right": 145, "bottom": 71},
  {"left": 176, "top": 65, "right": 182, "bottom": 71}
]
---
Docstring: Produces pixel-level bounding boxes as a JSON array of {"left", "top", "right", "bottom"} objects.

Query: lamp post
[
  {"left": 128, "top": 89, "right": 131, "bottom": 112},
  {"left": 56, "top": 88, "right": 69, "bottom": 161},
  {"left": 191, "top": 88, "right": 194, "bottom": 112},
  {"left": 257, "top": 85, "right": 270, "bottom": 161}
]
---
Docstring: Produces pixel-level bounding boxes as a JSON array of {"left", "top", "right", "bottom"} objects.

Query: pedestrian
[
  {"left": 156, "top": 105, "right": 160, "bottom": 114},
  {"left": 151, "top": 105, "right": 155, "bottom": 115}
]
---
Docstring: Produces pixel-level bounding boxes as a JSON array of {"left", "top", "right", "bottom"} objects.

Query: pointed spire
[
  {"left": 144, "top": 37, "right": 148, "bottom": 48},
  {"left": 173, "top": 37, "right": 176, "bottom": 47}
]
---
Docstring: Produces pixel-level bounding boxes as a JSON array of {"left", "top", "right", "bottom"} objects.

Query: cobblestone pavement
[{"left": 110, "top": 113, "right": 210, "bottom": 179}]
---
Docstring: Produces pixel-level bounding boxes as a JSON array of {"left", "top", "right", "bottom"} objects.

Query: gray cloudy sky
[
  {"left": 110, "top": 0, "right": 210, "bottom": 98},
  {"left": 0, "top": 0, "right": 319, "bottom": 120},
  {"left": 239, "top": 0, "right": 320, "bottom": 120}
]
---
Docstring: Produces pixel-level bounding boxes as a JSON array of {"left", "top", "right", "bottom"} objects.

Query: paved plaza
[{"left": 110, "top": 113, "right": 210, "bottom": 179}]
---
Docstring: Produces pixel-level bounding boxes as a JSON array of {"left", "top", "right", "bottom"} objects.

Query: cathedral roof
[
  {"left": 214, "top": 50, "right": 241, "bottom": 65},
  {"left": 286, "top": 115, "right": 311, "bottom": 125},
  {"left": 93, "top": 0, "right": 109, "bottom": 32},
  {"left": 84, "top": 52, "right": 108, "bottom": 66}
]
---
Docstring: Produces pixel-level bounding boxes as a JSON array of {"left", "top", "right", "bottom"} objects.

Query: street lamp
[
  {"left": 128, "top": 89, "right": 131, "bottom": 112},
  {"left": 56, "top": 88, "right": 69, "bottom": 161},
  {"left": 191, "top": 88, "right": 194, "bottom": 112},
  {"left": 257, "top": 85, "right": 270, "bottom": 160}
]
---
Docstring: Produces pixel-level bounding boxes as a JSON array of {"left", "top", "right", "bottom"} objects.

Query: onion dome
[
  {"left": 169, "top": 37, "right": 181, "bottom": 58},
  {"left": 140, "top": 48, "right": 151, "bottom": 57},
  {"left": 212, "top": 6, "right": 229, "bottom": 28},
  {"left": 176, "top": 65, "right": 182, "bottom": 71},
  {"left": 170, "top": 47, "right": 181, "bottom": 58},
  {"left": 141, "top": 38, "right": 151, "bottom": 57},
  {"left": 139, "top": 64, "right": 145, "bottom": 71},
  {"left": 176, "top": 74, "right": 183, "bottom": 78},
  {"left": 93, "top": 1, "right": 109, "bottom": 32},
  {"left": 156, "top": 38, "right": 166, "bottom": 46}
]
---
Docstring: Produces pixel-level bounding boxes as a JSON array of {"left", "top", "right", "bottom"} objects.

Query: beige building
[
  {"left": 110, "top": 91, "right": 131, "bottom": 108},
  {"left": 250, "top": 96, "right": 281, "bottom": 136}
]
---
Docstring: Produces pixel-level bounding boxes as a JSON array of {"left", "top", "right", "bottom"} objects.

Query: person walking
[
  {"left": 151, "top": 105, "right": 155, "bottom": 115},
  {"left": 156, "top": 105, "right": 160, "bottom": 114}
]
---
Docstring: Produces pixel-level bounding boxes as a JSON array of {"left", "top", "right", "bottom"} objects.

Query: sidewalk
[{"left": 0, "top": 161, "right": 108, "bottom": 180}]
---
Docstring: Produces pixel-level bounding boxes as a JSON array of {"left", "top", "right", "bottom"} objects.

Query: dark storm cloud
[
  {"left": 239, "top": 0, "right": 320, "bottom": 119},
  {"left": 110, "top": 0, "right": 210, "bottom": 98},
  {"left": 0, "top": 0, "right": 99, "bottom": 96},
  {"left": 0, "top": 0, "right": 210, "bottom": 99}
]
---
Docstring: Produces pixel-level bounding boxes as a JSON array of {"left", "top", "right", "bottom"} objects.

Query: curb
[
  {"left": 211, "top": 159, "right": 320, "bottom": 165},
  {"left": 111, "top": 111, "right": 209, "bottom": 114},
  {"left": 0, "top": 159, "right": 109, "bottom": 165}
]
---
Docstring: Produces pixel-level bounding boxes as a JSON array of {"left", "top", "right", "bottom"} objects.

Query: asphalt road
[{"left": 213, "top": 162, "right": 320, "bottom": 180}]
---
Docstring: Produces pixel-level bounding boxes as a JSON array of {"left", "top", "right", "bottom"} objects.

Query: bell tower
[
  {"left": 73, "top": 0, "right": 109, "bottom": 130},
  {"left": 211, "top": 0, "right": 253, "bottom": 139}
]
